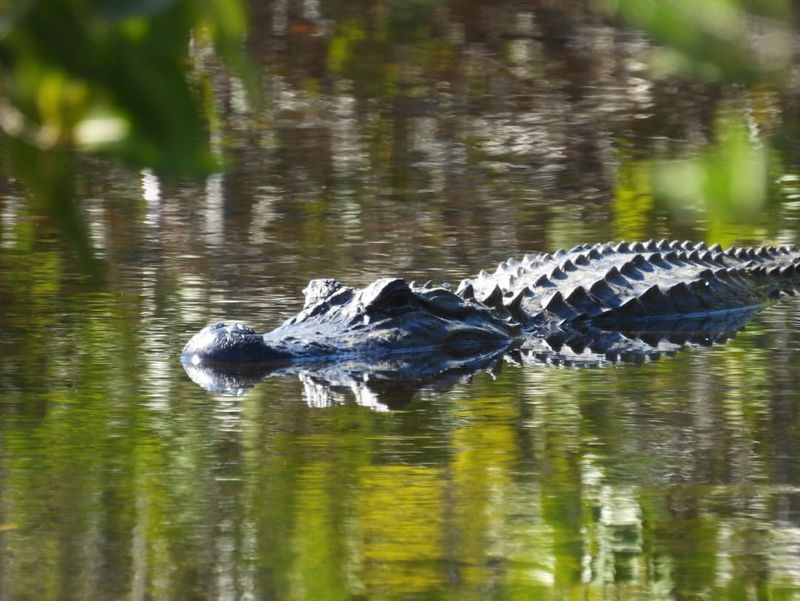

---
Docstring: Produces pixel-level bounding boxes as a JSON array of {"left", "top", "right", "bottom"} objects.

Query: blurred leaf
[
  {"left": 4, "top": 138, "right": 102, "bottom": 275},
  {"left": 598, "top": 0, "right": 795, "bottom": 82},
  {"left": 651, "top": 112, "right": 769, "bottom": 221},
  {"left": 600, "top": 0, "right": 792, "bottom": 229},
  {"left": 0, "top": 0, "right": 253, "bottom": 274}
]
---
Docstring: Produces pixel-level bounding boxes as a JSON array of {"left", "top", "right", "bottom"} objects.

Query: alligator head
[{"left": 181, "top": 277, "right": 520, "bottom": 369}]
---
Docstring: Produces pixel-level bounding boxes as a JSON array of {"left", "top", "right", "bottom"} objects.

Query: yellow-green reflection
[
  {"left": 613, "top": 155, "right": 656, "bottom": 241},
  {"left": 359, "top": 465, "right": 445, "bottom": 593}
]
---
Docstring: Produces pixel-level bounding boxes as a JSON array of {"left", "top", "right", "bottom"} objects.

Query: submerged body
[{"left": 182, "top": 240, "right": 800, "bottom": 373}]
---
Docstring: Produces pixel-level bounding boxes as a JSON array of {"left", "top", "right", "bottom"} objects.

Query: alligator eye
[
  {"left": 362, "top": 278, "right": 418, "bottom": 316},
  {"left": 373, "top": 289, "right": 417, "bottom": 315}
]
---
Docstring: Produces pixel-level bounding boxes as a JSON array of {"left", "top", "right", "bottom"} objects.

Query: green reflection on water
[
  {"left": 2, "top": 274, "right": 800, "bottom": 599},
  {"left": 3, "top": 228, "right": 800, "bottom": 600},
  {"left": 2, "top": 1, "right": 800, "bottom": 600}
]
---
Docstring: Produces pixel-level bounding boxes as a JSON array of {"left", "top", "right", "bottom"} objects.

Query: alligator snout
[{"left": 181, "top": 322, "right": 294, "bottom": 365}]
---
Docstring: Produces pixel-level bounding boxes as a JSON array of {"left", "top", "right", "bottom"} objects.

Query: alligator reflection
[{"left": 182, "top": 347, "right": 509, "bottom": 410}]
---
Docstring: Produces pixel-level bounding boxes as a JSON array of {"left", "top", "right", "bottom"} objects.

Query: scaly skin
[
  {"left": 458, "top": 240, "right": 799, "bottom": 328},
  {"left": 182, "top": 240, "right": 800, "bottom": 373}
]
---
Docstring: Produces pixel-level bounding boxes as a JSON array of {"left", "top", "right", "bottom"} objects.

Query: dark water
[{"left": 2, "top": 2, "right": 800, "bottom": 600}]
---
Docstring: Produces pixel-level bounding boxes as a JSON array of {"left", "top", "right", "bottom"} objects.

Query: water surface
[{"left": 2, "top": 2, "right": 800, "bottom": 600}]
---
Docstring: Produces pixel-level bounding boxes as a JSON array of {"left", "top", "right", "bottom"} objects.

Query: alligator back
[{"left": 455, "top": 240, "right": 800, "bottom": 331}]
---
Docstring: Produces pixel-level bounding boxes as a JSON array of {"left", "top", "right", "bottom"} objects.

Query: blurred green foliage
[
  {"left": 652, "top": 112, "right": 768, "bottom": 215},
  {"left": 599, "top": 0, "right": 795, "bottom": 82},
  {"left": 600, "top": 0, "right": 797, "bottom": 231},
  {"left": 0, "top": 0, "right": 251, "bottom": 272}
]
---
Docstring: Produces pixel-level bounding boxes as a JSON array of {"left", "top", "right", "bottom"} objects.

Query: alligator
[{"left": 182, "top": 240, "right": 800, "bottom": 400}]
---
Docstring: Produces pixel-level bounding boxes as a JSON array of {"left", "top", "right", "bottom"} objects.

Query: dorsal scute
[
  {"left": 449, "top": 241, "right": 800, "bottom": 330},
  {"left": 639, "top": 285, "right": 675, "bottom": 314},
  {"left": 620, "top": 261, "right": 642, "bottom": 279},
  {"left": 480, "top": 284, "right": 504, "bottom": 308},
  {"left": 589, "top": 278, "right": 618, "bottom": 304},
  {"left": 505, "top": 286, "right": 535, "bottom": 316},
  {"left": 456, "top": 280, "right": 475, "bottom": 300}
]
